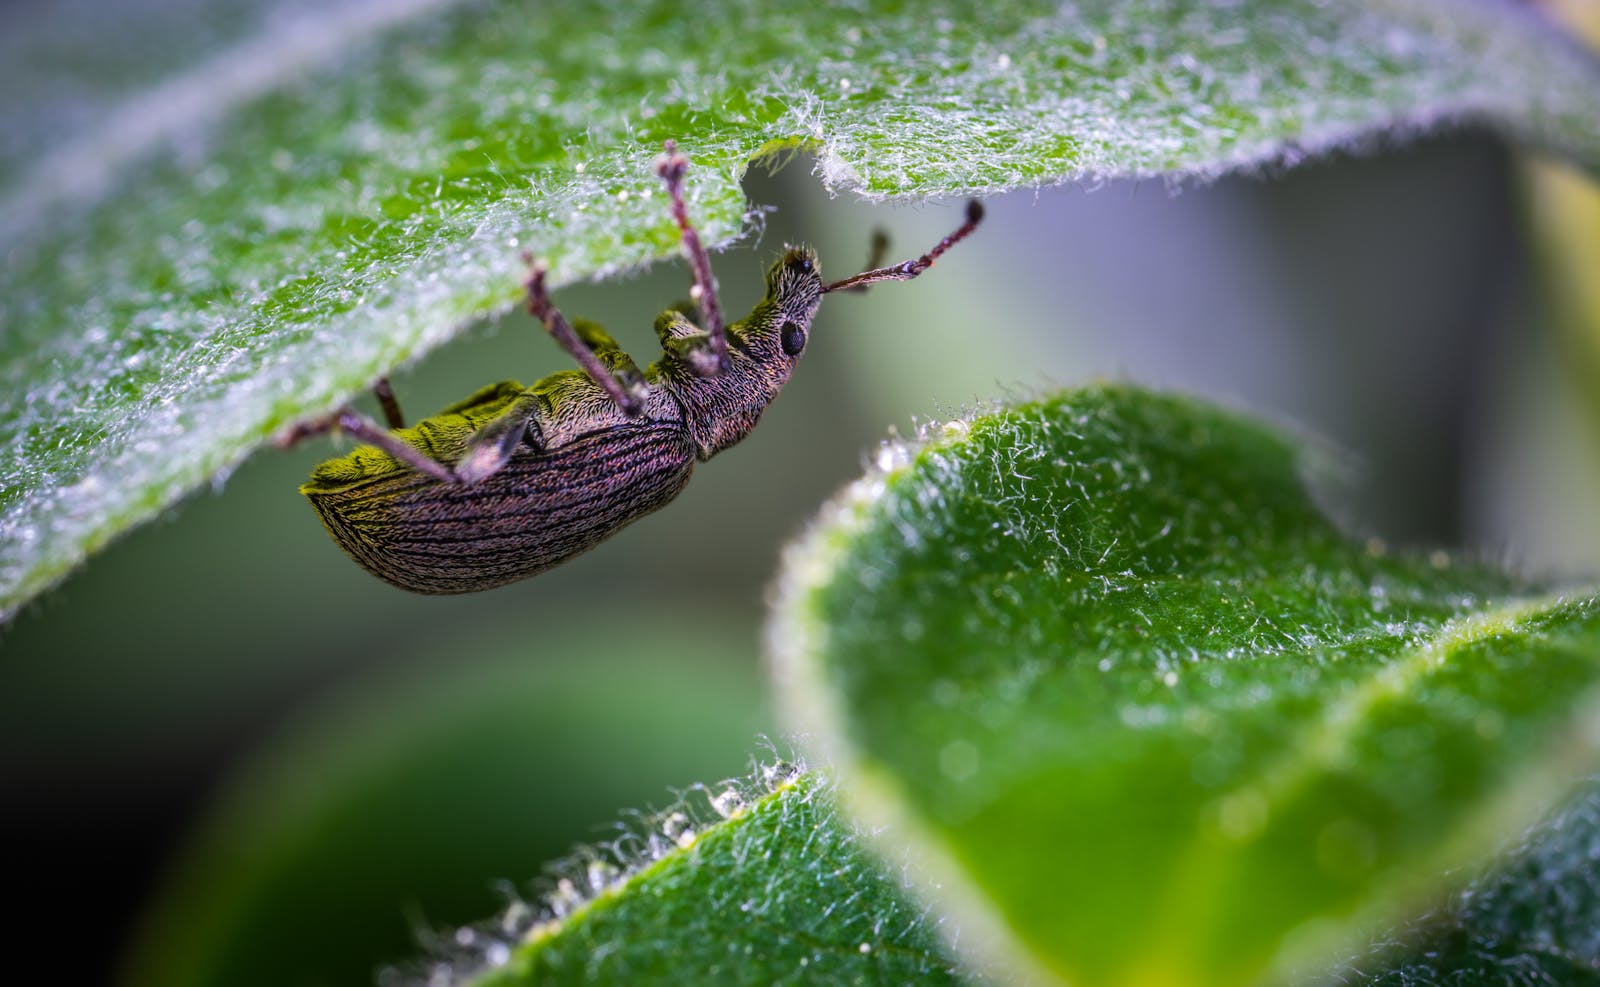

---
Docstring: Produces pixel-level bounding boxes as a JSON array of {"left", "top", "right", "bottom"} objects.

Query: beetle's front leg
[
  {"left": 653, "top": 305, "right": 722, "bottom": 376},
  {"left": 831, "top": 232, "right": 891, "bottom": 295},
  {"left": 654, "top": 141, "right": 729, "bottom": 376},
  {"left": 277, "top": 407, "right": 456, "bottom": 483}
]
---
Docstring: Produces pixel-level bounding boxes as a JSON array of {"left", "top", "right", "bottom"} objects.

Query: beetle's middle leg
[
  {"left": 654, "top": 141, "right": 728, "bottom": 377},
  {"left": 571, "top": 317, "right": 648, "bottom": 400},
  {"left": 453, "top": 322, "right": 642, "bottom": 480},
  {"left": 523, "top": 257, "right": 647, "bottom": 417}
]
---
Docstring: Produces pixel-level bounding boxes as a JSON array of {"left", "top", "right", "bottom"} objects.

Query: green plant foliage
[
  {"left": 447, "top": 768, "right": 966, "bottom": 987},
  {"left": 5, "top": 0, "right": 1600, "bottom": 619},
  {"left": 770, "top": 386, "right": 1600, "bottom": 987},
  {"left": 1333, "top": 775, "right": 1600, "bottom": 986},
  {"left": 125, "top": 615, "right": 772, "bottom": 987}
]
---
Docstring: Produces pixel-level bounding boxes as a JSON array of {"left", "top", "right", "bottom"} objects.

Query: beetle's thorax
[{"left": 655, "top": 247, "right": 823, "bottom": 459}]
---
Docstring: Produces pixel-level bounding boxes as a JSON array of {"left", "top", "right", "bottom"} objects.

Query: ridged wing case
[{"left": 302, "top": 384, "right": 696, "bottom": 593}]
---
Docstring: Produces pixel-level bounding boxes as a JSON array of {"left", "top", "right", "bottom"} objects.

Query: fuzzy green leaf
[
  {"left": 1333, "top": 775, "right": 1600, "bottom": 986},
  {"left": 447, "top": 769, "right": 967, "bottom": 987},
  {"left": 770, "top": 386, "right": 1600, "bottom": 987},
  {"left": 4, "top": 0, "right": 1600, "bottom": 616},
  {"left": 125, "top": 612, "right": 776, "bottom": 987}
]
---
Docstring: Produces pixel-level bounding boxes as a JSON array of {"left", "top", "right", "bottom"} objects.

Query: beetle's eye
[
  {"left": 780, "top": 321, "right": 806, "bottom": 356},
  {"left": 787, "top": 255, "right": 813, "bottom": 273}
]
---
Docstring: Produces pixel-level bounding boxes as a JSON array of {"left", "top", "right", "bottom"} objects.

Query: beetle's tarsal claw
[
  {"left": 524, "top": 261, "right": 554, "bottom": 313},
  {"left": 653, "top": 140, "right": 689, "bottom": 183}
]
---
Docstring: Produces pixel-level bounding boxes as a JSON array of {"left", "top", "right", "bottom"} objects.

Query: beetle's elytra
[{"left": 285, "top": 141, "right": 983, "bottom": 593}]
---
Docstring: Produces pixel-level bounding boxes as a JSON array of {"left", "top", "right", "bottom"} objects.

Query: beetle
[{"left": 281, "top": 141, "right": 982, "bottom": 593}]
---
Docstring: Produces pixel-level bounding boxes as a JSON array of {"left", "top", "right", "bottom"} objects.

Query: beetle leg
[
  {"left": 654, "top": 141, "right": 728, "bottom": 376},
  {"left": 652, "top": 307, "right": 723, "bottom": 376},
  {"left": 653, "top": 306, "right": 697, "bottom": 342},
  {"left": 277, "top": 407, "right": 456, "bottom": 484},
  {"left": 453, "top": 391, "right": 546, "bottom": 485},
  {"left": 523, "top": 257, "right": 647, "bottom": 417},
  {"left": 373, "top": 377, "right": 405, "bottom": 428},
  {"left": 572, "top": 318, "right": 649, "bottom": 406}
]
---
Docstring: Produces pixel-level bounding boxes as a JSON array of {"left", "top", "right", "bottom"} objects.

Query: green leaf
[
  {"left": 443, "top": 768, "right": 967, "bottom": 987},
  {"left": 769, "top": 385, "right": 1600, "bottom": 987},
  {"left": 125, "top": 612, "right": 774, "bottom": 987},
  {"left": 1334, "top": 775, "right": 1600, "bottom": 985},
  {"left": 6, "top": 1, "right": 1600, "bottom": 618}
]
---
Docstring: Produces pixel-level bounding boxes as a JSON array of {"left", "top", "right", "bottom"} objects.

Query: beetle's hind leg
[
  {"left": 277, "top": 407, "right": 456, "bottom": 483},
  {"left": 373, "top": 377, "right": 405, "bottom": 428},
  {"left": 523, "top": 256, "right": 648, "bottom": 416},
  {"left": 281, "top": 390, "right": 544, "bottom": 487},
  {"left": 655, "top": 141, "right": 729, "bottom": 377}
]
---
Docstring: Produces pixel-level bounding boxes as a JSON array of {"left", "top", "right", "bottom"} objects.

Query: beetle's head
[
  {"left": 679, "top": 203, "right": 982, "bottom": 459},
  {"left": 676, "top": 247, "right": 821, "bottom": 457},
  {"left": 727, "top": 244, "right": 824, "bottom": 388},
  {"left": 754, "top": 244, "right": 824, "bottom": 359}
]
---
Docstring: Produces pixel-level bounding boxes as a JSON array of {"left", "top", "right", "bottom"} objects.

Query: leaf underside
[
  {"left": 770, "top": 386, "right": 1600, "bottom": 987},
  {"left": 4, "top": 0, "right": 1600, "bottom": 616}
]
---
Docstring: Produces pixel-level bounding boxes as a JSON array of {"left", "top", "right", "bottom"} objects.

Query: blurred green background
[{"left": 5, "top": 46, "right": 1600, "bottom": 986}]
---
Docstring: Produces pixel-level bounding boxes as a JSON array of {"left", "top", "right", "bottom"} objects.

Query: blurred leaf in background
[
  {"left": 124, "top": 613, "right": 771, "bottom": 987},
  {"left": 1332, "top": 774, "right": 1600, "bottom": 986}
]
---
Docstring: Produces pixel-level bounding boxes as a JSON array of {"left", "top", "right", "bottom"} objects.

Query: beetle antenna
[
  {"left": 830, "top": 230, "right": 892, "bottom": 294},
  {"left": 822, "top": 200, "right": 983, "bottom": 294}
]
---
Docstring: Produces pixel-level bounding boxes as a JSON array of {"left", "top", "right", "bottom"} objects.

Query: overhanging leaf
[
  {"left": 769, "top": 386, "right": 1600, "bottom": 986},
  {"left": 5, "top": 0, "right": 1600, "bottom": 617}
]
